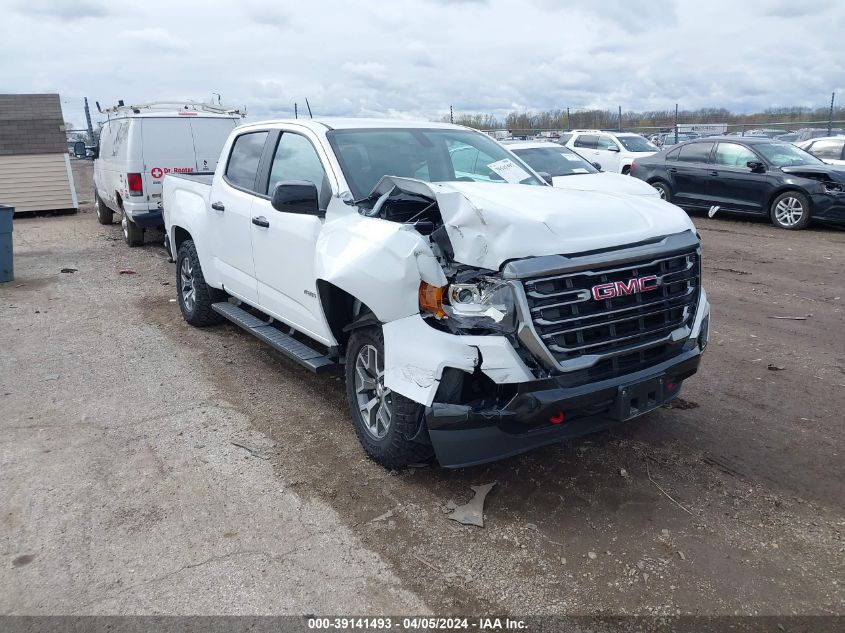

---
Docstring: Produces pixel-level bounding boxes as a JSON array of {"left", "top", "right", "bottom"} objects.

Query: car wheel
[
  {"left": 95, "top": 193, "right": 113, "bottom": 225},
  {"left": 122, "top": 213, "right": 145, "bottom": 247},
  {"left": 651, "top": 180, "right": 672, "bottom": 201},
  {"left": 175, "top": 239, "right": 226, "bottom": 326},
  {"left": 345, "top": 326, "right": 433, "bottom": 469},
  {"left": 770, "top": 191, "right": 810, "bottom": 230}
]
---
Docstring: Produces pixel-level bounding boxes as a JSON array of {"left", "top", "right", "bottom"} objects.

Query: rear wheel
[
  {"left": 345, "top": 326, "right": 433, "bottom": 469},
  {"left": 651, "top": 180, "right": 672, "bottom": 201},
  {"left": 122, "top": 213, "right": 145, "bottom": 247},
  {"left": 770, "top": 191, "right": 810, "bottom": 230},
  {"left": 175, "top": 239, "right": 226, "bottom": 326},
  {"left": 95, "top": 193, "right": 113, "bottom": 225}
]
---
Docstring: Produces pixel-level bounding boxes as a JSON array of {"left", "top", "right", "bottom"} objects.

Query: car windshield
[
  {"left": 618, "top": 136, "right": 657, "bottom": 152},
  {"left": 755, "top": 143, "right": 824, "bottom": 167},
  {"left": 326, "top": 128, "right": 542, "bottom": 200},
  {"left": 510, "top": 146, "right": 598, "bottom": 177}
]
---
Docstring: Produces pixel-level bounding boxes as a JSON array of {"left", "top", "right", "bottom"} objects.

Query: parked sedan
[
  {"left": 503, "top": 141, "right": 659, "bottom": 197},
  {"left": 797, "top": 137, "right": 845, "bottom": 166},
  {"left": 630, "top": 137, "right": 845, "bottom": 229}
]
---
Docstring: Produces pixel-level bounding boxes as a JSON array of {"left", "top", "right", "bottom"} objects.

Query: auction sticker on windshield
[{"left": 487, "top": 158, "right": 530, "bottom": 183}]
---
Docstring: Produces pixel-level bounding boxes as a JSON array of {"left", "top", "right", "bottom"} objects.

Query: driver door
[
  {"left": 596, "top": 135, "right": 622, "bottom": 172},
  {"left": 249, "top": 130, "right": 335, "bottom": 344}
]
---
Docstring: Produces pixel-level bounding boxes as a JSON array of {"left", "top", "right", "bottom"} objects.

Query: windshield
[
  {"left": 326, "top": 128, "right": 542, "bottom": 200},
  {"left": 511, "top": 146, "right": 598, "bottom": 177},
  {"left": 618, "top": 136, "right": 658, "bottom": 152},
  {"left": 755, "top": 143, "right": 824, "bottom": 167}
]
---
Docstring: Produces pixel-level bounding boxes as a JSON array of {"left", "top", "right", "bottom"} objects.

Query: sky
[{"left": 2, "top": 0, "right": 844, "bottom": 128}]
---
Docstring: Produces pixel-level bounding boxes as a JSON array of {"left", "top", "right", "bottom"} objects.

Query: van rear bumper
[{"left": 128, "top": 210, "right": 163, "bottom": 228}]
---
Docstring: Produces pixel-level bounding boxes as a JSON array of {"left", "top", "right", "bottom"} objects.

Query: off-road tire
[
  {"left": 345, "top": 326, "right": 433, "bottom": 469},
  {"left": 122, "top": 213, "right": 145, "bottom": 247},
  {"left": 175, "top": 239, "right": 226, "bottom": 327},
  {"left": 95, "top": 193, "right": 113, "bottom": 225},
  {"left": 770, "top": 191, "right": 811, "bottom": 230},
  {"left": 651, "top": 180, "right": 672, "bottom": 201}
]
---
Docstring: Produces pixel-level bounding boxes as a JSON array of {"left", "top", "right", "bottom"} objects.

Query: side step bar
[{"left": 212, "top": 302, "right": 336, "bottom": 374}]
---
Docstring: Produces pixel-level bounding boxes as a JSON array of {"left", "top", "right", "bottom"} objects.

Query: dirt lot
[{"left": 1, "top": 160, "right": 843, "bottom": 616}]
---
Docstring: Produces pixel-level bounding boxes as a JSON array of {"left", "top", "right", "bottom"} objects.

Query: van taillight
[{"left": 127, "top": 173, "right": 143, "bottom": 197}]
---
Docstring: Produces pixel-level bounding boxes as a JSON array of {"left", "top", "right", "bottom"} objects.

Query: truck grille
[{"left": 522, "top": 248, "right": 700, "bottom": 381}]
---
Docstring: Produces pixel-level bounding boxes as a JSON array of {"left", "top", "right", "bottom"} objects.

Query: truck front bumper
[{"left": 426, "top": 344, "right": 703, "bottom": 468}]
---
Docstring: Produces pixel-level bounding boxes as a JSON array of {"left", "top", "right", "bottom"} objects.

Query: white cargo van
[{"left": 93, "top": 101, "right": 242, "bottom": 246}]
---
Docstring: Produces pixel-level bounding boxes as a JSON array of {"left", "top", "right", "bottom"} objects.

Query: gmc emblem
[{"left": 592, "top": 275, "right": 659, "bottom": 300}]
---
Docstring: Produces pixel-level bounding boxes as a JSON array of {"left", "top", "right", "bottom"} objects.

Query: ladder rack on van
[{"left": 101, "top": 100, "right": 245, "bottom": 117}]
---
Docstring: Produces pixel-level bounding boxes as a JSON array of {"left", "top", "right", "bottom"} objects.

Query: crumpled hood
[
  {"left": 371, "top": 177, "right": 696, "bottom": 271},
  {"left": 551, "top": 172, "right": 659, "bottom": 196},
  {"left": 781, "top": 164, "right": 845, "bottom": 182}
]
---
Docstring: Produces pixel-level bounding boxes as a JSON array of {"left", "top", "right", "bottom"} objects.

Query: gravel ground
[{"left": 1, "top": 160, "right": 842, "bottom": 616}]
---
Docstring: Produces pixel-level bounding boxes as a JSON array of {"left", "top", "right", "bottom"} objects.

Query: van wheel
[
  {"left": 770, "top": 191, "right": 810, "bottom": 230},
  {"left": 122, "top": 213, "right": 145, "bottom": 247},
  {"left": 95, "top": 194, "right": 113, "bottom": 225},
  {"left": 651, "top": 180, "right": 672, "bottom": 201},
  {"left": 345, "top": 326, "right": 433, "bottom": 469},
  {"left": 175, "top": 240, "right": 225, "bottom": 326}
]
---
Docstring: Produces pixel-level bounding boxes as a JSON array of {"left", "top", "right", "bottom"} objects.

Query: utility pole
[
  {"left": 450, "top": 105, "right": 453, "bottom": 124},
  {"left": 618, "top": 105, "right": 622, "bottom": 132},
  {"left": 674, "top": 103, "right": 679, "bottom": 144},
  {"left": 828, "top": 92, "right": 835, "bottom": 136},
  {"left": 566, "top": 107, "right": 571, "bottom": 131},
  {"left": 83, "top": 97, "right": 94, "bottom": 145}
]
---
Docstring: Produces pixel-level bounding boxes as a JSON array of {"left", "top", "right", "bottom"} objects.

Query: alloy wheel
[
  {"left": 180, "top": 257, "right": 196, "bottom": 312},
  {"left": 354, "top": 344, "right": 392, "bottom": 440},
  {"left": 774, "top": 196, "right": 804, "bottom": 227}
]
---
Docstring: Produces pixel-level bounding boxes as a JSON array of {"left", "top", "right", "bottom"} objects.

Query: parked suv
[
  {"left": 562, "top": 130, "right": 657, "bottom": 174},
  {"left": 93, "top": 101, "right": 241, "bottom": 246},
  {"left": 797, "top": 136, "right": 845, "bottom": 165},
  {"left": 163, "top": 119, "right": 709, "bottom": 468}
]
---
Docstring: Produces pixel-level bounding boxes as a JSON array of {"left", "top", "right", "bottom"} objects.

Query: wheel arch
[
  {"left": 316, "top": 280, "right": 377, "bottom": 352},
  {"left": 766, "top": 185, "right": 812, "bottom": 213},
  {"left": 171, "top": 225, "right": 193, "bottom": 255}
]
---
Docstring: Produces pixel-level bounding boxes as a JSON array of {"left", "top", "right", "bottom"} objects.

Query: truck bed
[{"left": 167, "top": 171, "right": 214, "bottom": 186}]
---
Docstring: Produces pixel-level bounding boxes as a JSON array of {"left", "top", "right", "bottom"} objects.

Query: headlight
[{"left": 420, "top": 278, "right": 516, "bottom": 333}]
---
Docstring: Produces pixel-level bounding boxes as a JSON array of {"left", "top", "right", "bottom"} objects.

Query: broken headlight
[{"left": 444, "top": 278, "right": 516, "bottom": 333}]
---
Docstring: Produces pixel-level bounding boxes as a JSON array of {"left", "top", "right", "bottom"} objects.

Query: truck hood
[{"left": 370, "top": 177, "right": 696, "bottom": 271}]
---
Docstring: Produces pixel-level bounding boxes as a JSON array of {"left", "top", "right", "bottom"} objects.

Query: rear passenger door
[
  {"left": 571, "top": 134, "right": 600, "bottom": 165},
  {"left": 208, "top": 130, "right": 269, "bottom": 304},
  {"left": 708, "top": 142, "right": 768, "bottom": 213},
  {"left": 669, "top": 142, "right": 714, "bottom": 206},
  {"left": 249, "top": 129, "right": 335, "bottom": 343}
]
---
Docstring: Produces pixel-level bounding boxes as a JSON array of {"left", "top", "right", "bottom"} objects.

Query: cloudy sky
[{"left": 2, "top": 0, "right": 844, "bottom": 128}]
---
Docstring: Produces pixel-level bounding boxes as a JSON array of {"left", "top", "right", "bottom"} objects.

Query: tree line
[{"left": 442, "top": 105, "right": 845, "bottom": 131}]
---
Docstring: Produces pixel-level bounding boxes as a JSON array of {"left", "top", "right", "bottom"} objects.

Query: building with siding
[{"left": 0, "top": 94, "right": 78, "bottom": 213}]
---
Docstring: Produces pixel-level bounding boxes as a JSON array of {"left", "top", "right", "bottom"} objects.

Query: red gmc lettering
[{"left": 591, "top": 275, "right": 661, "bottom": 300}]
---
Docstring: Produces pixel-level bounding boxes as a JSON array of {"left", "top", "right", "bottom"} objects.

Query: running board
[{"left": 212, "top": 302, "right": 336, "bottom": 374}]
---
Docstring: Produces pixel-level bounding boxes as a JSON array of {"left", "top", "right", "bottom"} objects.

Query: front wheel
[
  {"left": 175, "top": 240, "right": 226, "bottom": 326},
  {"left": 770, "top": 191, "right": 810, "bottom": 230},
  {"left": 345, "top": 326, "right": 433, "bottom": 469}
]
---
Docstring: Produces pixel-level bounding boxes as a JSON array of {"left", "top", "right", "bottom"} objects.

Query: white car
[
  {"left": 162, "top": 118, "right": 709, "bottom": 469},
  {"left": 797, "top": 137, "right": 845, "bottom": 166},
  {"left": 504, "top": 141, "right": 659, "bottom": 197},
  {"left": 562, "top": 130, "right": 658, "bottom": 174},
  {"left": 93, "top": 100, "right": 242, "bottom": 246}
]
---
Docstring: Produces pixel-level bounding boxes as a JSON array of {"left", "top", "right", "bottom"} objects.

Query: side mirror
[
  {"left": 538, "top": 171, "right": 553, "bottom": 185},
  {"left": 271, "top": 180, "right": 322, "bottom": 216},
  {"left": 592, "top": 162, "right": 603, "bottom": 171},
  {"left": 605, "top": 145, "right": 620, "bottom": 152},
  {"left": 747, "top": 161, "right": 766, "bottom": 172}
]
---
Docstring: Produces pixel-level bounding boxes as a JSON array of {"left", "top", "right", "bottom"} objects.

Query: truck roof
[{"left": 235, "top": 118, "right": 469, "bottom": 132}]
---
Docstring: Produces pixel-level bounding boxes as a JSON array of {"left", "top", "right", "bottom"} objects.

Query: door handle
[
  {"left": 710, "top": 170, "right": 719, "bottom": 176},
  {"left": 668, "top": 167, "right": 678, "bottom": 173},
  {"left": 252, "top": 216, "right": 270, "bottom": 228},
  {"left": 211, "top": 201, "right": 225, "bottom": 211}
]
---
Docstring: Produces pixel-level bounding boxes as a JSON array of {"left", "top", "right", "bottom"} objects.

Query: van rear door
[
  {"left": 189, "top": 118, "right": 239, "bottom": 172},
  {"left": 140, "top": 118, "right": 198, "bottom": 208}
]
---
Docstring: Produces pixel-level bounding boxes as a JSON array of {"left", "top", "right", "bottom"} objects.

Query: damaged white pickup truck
[{"left": 163, "top": 119, "right": 710, "bottom": 468}]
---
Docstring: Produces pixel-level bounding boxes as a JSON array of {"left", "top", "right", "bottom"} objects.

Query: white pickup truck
[{"left": 163, "top": 119, "right": 710, "bottom": 468}]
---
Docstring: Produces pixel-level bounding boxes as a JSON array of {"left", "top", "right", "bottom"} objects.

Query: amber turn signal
[{"left": 419, "top": 282, "right": 446, "bottom": 319}]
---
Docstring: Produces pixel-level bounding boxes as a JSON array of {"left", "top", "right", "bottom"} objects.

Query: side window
[
  {"left": 574, "top": 135, "right": 599, "bottom": 149},
  {"left": 677, "top": 142, "right": 714, "bottom": 163},
  {"left": 666, "top": 147, "right": 681, "bottom": 161},
  {"left": 225, "top": 132, "right": 268, "bottom": 191},
  {"left": 558, "top": 133, "right": 573, "bottom": 144},
  {"left": 810, "top": 139, "right": 845, "bottom": 160},
  {"left": 267, "top": 132, "right": 329, "bottom": 204},
  {"left": 713, "top": 143, "right": 758, "bottom": 167},
  {"left": 597, "top": 136, "right": 618, "bottom": 150}
]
